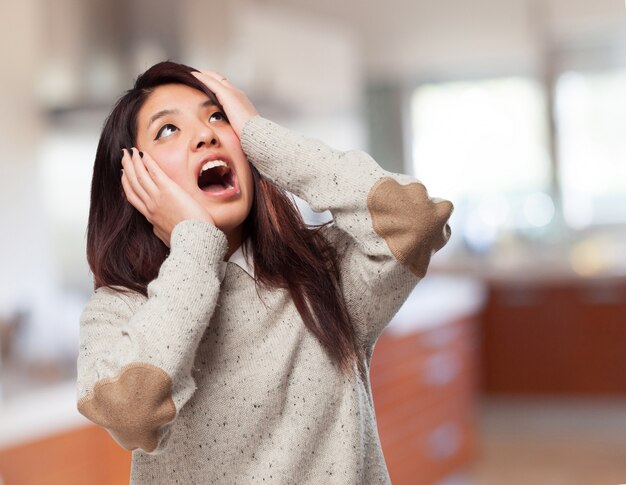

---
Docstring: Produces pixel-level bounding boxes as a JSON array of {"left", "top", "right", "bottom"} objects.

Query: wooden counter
[
  {"left": 0, "top": 425, "right": 130, "bottom": 485},
  {"left": 371, "top": 316, "right": 479, "bottom": 485},
  {"left": 480, "top": 277, "right": 626, "bottom": 394}
]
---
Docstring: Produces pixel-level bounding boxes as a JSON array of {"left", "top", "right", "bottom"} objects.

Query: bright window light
[
  {"left": 410, "top": 77, "right": 552, "bottom": 250},
  {"left": 556, "top": 68, "right": 626, "bottom": 228}
]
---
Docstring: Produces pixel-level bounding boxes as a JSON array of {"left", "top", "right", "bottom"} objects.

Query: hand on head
[{"left": 191, "top": 70, "right": 259, "bottom": 139}]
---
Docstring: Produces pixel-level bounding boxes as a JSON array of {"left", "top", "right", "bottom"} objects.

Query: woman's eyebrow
[
  {"left": 147, "top": 100, "right": 218, "bottom": 129},
  {"left": 148, "top": 109, "right": 177, "bottom": 129},
  {"left": 201, "top": 100, "right": 217, "bottom": 109}
]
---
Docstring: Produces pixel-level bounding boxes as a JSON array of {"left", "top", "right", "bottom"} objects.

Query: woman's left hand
[{"left": 191, "top": 70, "right": 259, "bottom": 139}]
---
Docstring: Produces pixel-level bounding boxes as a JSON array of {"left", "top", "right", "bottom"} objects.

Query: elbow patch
[
  {"left": 367, "top": 177, "right": 453, "bottom": 277},
  {"left": 77, "top": 362, "right": 176, "bottom": 453}
]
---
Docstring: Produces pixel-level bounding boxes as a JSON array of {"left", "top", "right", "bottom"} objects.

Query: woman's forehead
[
  {"left": 144, "top": 83, "right": 212, "bottom": 110},
  {"left": 138, "top": 84, "right": 215, "bottom": 127}
]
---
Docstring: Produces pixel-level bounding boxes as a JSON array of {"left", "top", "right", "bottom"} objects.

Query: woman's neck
[{"left": 223, "top": 226, "right": 243, "bottom": 261}]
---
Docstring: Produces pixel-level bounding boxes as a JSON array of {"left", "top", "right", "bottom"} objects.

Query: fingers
[
  {"left": 121, "top": 148, "right": 150, "bottom": 200},
  {"left": 121, "top": 148, "right": 158, "bottom": 215},
  {"left": 192, "top": 70, "right": 257, "bottom": 108},
  {"left": 131, "top": 148, "right": 160, "bottom": 196},
  {"left": 121, "top": 164, "right": 149, "bottom": 216},
  {"left": 207, "top": 70, "right": 230, "bottom": 83},
  {"left": 193, "top": 69, "right": 232, "bottom": 85},
  {"left": 139, "top": 149, "right": 169, "bottom": 188},
  {"left": 191, "top": 70, "right": 238, "bottom": 101}
]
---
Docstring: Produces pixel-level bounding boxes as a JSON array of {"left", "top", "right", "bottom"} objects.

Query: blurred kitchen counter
[
  {"left": 0, "top": 382, "right": 130, "bottom": 484},
  {"left": 0, "top": 380, "right": 89, "bottom": 450},
  {"left": 430, "top": 252, "right": 626, "bottom": 395},
  {"left": 0, "top": 379, "right": 132, "bottom": 485},
  {"left": 433, "top": 228, "right": 626, "bottom": 286},
  {"left": 479, "top": 277, "right": 626, "bottom": 395},
  {"left": 370, "top": 275, "right": 486, "bottom": 485}
]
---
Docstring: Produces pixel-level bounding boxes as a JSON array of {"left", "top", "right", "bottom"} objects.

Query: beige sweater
[{"left": 76, "top": 116, "right": 453, "bottom": 484}]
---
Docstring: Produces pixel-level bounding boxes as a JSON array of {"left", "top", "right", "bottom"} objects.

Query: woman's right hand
[{"left": 121, "top": 148, "right": 214, "bottom": 247}]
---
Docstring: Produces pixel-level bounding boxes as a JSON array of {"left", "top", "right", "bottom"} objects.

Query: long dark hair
[{"left": 87, "top": 61, "right": 365, "bottom": 379}]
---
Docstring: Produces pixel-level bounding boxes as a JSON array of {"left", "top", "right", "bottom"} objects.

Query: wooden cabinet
[
  {"left": 370, "top": 317, "right": 478, "bottom": 485},
  {"left": 480, "top": 278, "right": 626, "bottom": 394},
  {"left": 0, "top": 425, "right": 131, "bottom": 485}
]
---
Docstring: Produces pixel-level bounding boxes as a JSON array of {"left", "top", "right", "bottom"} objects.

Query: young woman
[{"left": 77, "top": 60, "right": 453, "bottom": 484}]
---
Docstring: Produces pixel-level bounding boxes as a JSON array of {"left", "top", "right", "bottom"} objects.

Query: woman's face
[{"left": 135, "top": 83, "right": 254, "bottom": 239}]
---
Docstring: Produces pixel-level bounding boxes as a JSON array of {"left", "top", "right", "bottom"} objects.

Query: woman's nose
[{"left": 192, "top": 125, "right": 219, "bottom": 150}]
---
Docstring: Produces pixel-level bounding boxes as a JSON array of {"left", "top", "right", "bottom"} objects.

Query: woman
[{"left": 77, "top": 60, "right": 453, "bottom": 484}]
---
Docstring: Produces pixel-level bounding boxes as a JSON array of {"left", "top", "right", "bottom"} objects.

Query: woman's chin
[
  {"left": 203, "top": 201, "right": 251, "bottom": 233},
  {"left": 209, "top": 214, "right": 246, "bottom": 238}
]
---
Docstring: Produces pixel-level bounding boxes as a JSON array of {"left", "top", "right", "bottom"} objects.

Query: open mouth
[{"left": 197, "top": 160, "right": 236, "bottom": 194}]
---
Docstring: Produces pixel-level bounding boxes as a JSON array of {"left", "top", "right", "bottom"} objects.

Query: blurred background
[{"left": 1, "top": 0, "right": 626, "bottom": 483}]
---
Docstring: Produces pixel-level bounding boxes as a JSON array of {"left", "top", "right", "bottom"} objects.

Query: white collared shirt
[{"left": 218, "top": 239, "right": 255, "bottom": 282}]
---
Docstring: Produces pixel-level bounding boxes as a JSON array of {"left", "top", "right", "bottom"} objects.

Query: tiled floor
[{"left": 462, "top": 396, "right": 626, "bottom": 485}]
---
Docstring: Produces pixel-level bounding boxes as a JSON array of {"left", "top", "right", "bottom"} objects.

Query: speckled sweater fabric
[{"left": 76, "top": 116, "right": 453, "bottom": 484}]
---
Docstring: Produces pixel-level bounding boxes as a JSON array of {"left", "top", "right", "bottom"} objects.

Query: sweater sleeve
[
  {"left": 76, "top": 220, "right": 228, "bottom": 455},
  {"left": 240, "top": 116, "right": 453, "bottom": 353}
]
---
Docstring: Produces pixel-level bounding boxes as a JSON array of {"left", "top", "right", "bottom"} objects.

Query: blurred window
[
  {"left": 410, "top": 77, "right": 553, "bottom": 252},
  {"left": 555, "top": 68, "right": 626, "bottom": 229}
]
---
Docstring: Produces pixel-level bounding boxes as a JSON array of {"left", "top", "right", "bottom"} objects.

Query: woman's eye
[
  {"left": 209, "top": 111, "right": 228, "bottom": 123},
  {"left": 155, "top": 124, "right": 178, "bottom": 140}
]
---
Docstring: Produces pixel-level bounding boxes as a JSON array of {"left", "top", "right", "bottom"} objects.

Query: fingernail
[{"left": 139, "top": 151, "right": 144, "bottom": 158}]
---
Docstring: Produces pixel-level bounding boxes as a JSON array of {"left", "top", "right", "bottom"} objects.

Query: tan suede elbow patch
[
  {"left": 77, "top": 362, "right": 176, "bottom": 453},
  {"left": 367, "top": 177, "right": 453, "bottom": 277}
]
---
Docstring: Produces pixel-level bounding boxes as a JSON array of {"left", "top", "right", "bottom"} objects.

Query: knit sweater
[{"left": 76, "top": 116, "right": 453, "bottom": 484}]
